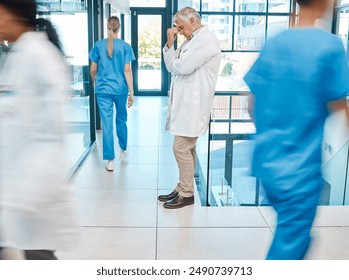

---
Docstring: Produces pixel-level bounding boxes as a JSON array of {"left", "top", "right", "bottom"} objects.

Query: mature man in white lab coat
[{"left": 158, "top": 7, "right": 221, "bottom": 209}]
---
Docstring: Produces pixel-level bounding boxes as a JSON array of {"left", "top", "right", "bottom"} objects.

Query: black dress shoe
[
  {"left": 158, "top": 190, "right": 178, "bottom": 202},
  {"left": 163, "top": 195, "right": 194, "bottom": 209}
]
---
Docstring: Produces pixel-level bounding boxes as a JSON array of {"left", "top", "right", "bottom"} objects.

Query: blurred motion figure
[
  {"left": 244, "top": 0, "right": 349, "bottom": 259},
  {"left": 0, "top": 0, "right": 74, "bottom": 260}
]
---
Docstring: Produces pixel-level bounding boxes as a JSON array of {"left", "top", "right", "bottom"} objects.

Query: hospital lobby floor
[{"left": 57, "top": 96, "right": 349, "bottom": 260}]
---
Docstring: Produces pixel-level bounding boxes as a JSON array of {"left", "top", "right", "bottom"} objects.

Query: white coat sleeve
[
  {"left": 170, "top": 36, "right": 219, "bottom": 75},
  {"left": 162, "top": 45, "right": 177, "bottom": 73}
]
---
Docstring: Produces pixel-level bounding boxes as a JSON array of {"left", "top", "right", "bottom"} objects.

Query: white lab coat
[
  {"left": 0, "top": 32, "right": 75, "bottom": 251},
  {"left": 163, "top": 25, "right": 221, "bottom": 137}
]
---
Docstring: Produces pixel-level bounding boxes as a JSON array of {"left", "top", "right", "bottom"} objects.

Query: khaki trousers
[{"left": 173, "top": 135, "right": 198, "bottom": 197}]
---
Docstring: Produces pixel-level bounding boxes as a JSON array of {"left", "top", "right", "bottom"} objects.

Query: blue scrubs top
[
  {"left": 244, "top": 28, "right": 349, "bottom": 182},
  {"left": 89, "top": 38, "right": 135, "bottom": 95}
]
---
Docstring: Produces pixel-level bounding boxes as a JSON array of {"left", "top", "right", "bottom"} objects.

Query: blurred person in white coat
[
  {"left": 0, "top": 0, "right": 75, "bottom": 260},
  {"left": 158, "top": 7, "right": 221, "bottom": 209}
]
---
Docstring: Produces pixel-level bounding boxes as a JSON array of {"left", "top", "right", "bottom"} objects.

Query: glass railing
[
  {"left": 195, "top": 92, "right": 349, "bottom": 206},
  {"left": 195, "top": 91, "right": 257, "bottom": 206},
  {"left": 322, "top": 140, "right": 349, "bottom": 205}
]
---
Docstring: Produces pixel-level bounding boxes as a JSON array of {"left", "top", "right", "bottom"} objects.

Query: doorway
[{"left": 130, "top": 8, "right": 168, "bottom": 96}]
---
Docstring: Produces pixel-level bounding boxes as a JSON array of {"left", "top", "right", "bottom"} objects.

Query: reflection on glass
[
  {"left": 195, "top": 130, "right": 209, "bottom": 202},
  {"left": 266, "top": 15, "right": 289, "bottom": 39},
  {"left": 211, "top": 96, "right": 251, "bottom": 122},
  {"left": 201, "top": 0, "right": 233, "bottom": 12},
  {"left": 37, "top": 0, "right": 83, "bottom": 12},
  {"left": 201, "top": 15, "right": 233, "bottom": 50},
  {"left": 211, "top": 96, "right": 230, "bottom": 120},
  {"left": 216, "top": 52, "right": 259, "bottom": 92},
  {"left": 337, "top": 10, "right": 349, "bottom": 51},
  {"left": 207, "top": 92, "right": 256, "bottom": 207},
  {"left": 235, "top": 0, "right": 266, "bottom": 13},
  {"left": 124, "top": 14, "right": 132, "bottom": 45},
  {"left": 208, "top": 121, "right": 256, "bottom": 206},
  {"left": 211, "top": 97, "right": 254, "bottom": 135},
  {"left": 50, "top": 11, "right": 91, "bottom": 166},
  {"left": 235, "top": 15, "right": 265, "bottom": 51},
  {"left": 210, "top": 121, "right": 230, "bottom": 135},
  {"left": 130, "top": 0, "right": 166, "bottom": 7},
  {"left": 208, "top": 140, "right": 231, "bottom": 206},
  {"left": 138, "top": 15, "right": 162, "bottom": 90},
  {"left": 268, "top": 0, "right": 291, "bottom": 13},
  {"left": 178, "top": 0, "right": 200, "bottom": 11},
  {"left": 322, "top": 141, "right": 349, "bottom": 205}
]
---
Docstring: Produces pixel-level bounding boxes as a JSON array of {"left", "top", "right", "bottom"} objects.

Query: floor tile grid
[{"left": 60, "top": 97, "right": 349, "bottom": 260}]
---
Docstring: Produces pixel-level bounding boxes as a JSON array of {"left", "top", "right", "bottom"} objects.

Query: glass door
[
  {"left": 41, "top": 6, "right": 92, "bottom": 172},
  {"left": 130, "top": 8, "right": 168, "bottom": 96}
]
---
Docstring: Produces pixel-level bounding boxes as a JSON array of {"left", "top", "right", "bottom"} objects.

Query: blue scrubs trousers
[
  {"left": 262, "top": 175, "right": 322, "bottom": 260},
  {"left": 96, "top": 93, "right": 128, "bottom": 160}
]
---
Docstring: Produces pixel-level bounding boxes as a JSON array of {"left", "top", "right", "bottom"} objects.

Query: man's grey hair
[{"left": 174, "top": 6, "right": 201, "bottom": 23}]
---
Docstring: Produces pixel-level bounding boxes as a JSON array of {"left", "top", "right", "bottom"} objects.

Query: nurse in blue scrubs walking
[
  {"left": 89, "top": 16, "right": 135, "bottom": 171},
  {"left": 244, "top": 0, "right": 349, "bottom": 259}
]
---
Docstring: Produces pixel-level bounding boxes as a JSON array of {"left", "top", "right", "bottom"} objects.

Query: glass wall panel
[
  {"left": 211, "top": 96, "right": 255, "bottom": 134},
  {"left": 207, "top": 93, "right": 256, "bottom": 206},
  {"left": 49, "top": 9, "right": 91, "bottom": 167},
  {"left": 266, "top": 15, "right": 289, "bottom": 39},
  {"left": 210, "top": 122, "right": 231, "bottom": 135},
  {"left": 201, "top": 15, "right": 233, "bottom": 50},
  {"left": 322, "top": 142, "right": 349, "bottom": 205},
  {"left": 235, "top": 0, "right": 267, "bottom": 13},
  {"left": 234, "top": 15, "right": 266, "bottom": 50},
  {"left": 124, "top": 13, "right": 132, "bottom": 45},
  {"left": 212, "top": 96, "right": 251, "bottom": 122},
  {"left": 209, "top": 93, "right": 255, "bottom": 208},
  {"left": 196, "top": 132, "right": 210, "bottom": 204},
  {"left": 216, "top": 52, "right": 259, "bottom": 92},
  {"left": 137, "top": 15, "right": 162, "bottom": 90},
  {"left": 211, "top": 96, "right": 230, "bottom": 120},
  {"left": 36, "top": 0, "right": 83, "bottom": 12},
  {"left": 178, "top": 0, "right": 200, "bottom": 11},
  {"left": 339, "top": 0, "right": 349, "bottom": 5},
  {"left": 337, "top": 9, "right": 349, "bottom": 52},
  {"left": 268, "top": 0, "right": 291, "bottom": 13},
  {"left": 229, "top": 140, "right": 256, "bottom": 206},
  {"left": 208, "top": 139, "right": 230, "bottom": 206},
  {"left": 0, "top": 2, "right": 92, "bottom": 173},
  {"left": 130, "top": 0, "right": 166, "bottom": 7},
  {"left": 201, "top": 0, "right": 233, "bottom": 12}
]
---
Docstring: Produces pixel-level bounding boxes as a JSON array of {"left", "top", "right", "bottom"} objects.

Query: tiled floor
[{"left": 58, "top": 96, "right": 349, "bottom": 260}]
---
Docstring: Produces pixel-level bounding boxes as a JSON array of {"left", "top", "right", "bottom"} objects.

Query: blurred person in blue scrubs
[
  {"left": 244, "top": 0, "right": 349, "bottom": 260},
  {"left": 89, "top": 16, "right": 135, "bottom": 172},
  {"left": 0, "top": 0, "right": 75, "bottom": 260}
]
